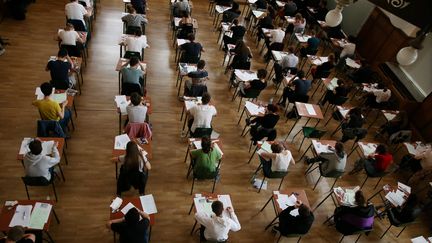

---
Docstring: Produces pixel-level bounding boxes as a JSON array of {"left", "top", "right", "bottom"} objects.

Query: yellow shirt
[{"left": 32, "top": 99, "right": 61, "bottom": 121}]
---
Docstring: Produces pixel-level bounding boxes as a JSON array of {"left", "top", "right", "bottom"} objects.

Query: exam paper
[
  {"left": 52, "top": 93, "right": 67, "bottom": 104},
  {"left": 194, "top": 197, "right": 213, "bottom": 216},
  {"left": 110, "top": 197, "right": 123, "bottom": 212},
  {"left": 28, "top": 203, "right": 52, "bottom": 230},
  {"left": 245, "top": 101, "right": 265, "bottom": 116},
  {"left": 185, "top": 100, "right": 197, "bottom": 111},
  {"left": 19, "top": 139, "right": 54, "bottom": 155},
  {"left": 214, "top": 143, "right": 224, "bottom": 156},
  {"left": 326, "top": 78, "right": 338, "bottom": 91},
  {"left": 253, "top": 178, "right": 267, "bottom": 190},
  {"left": 385, "top": 191, "right": 405, "bottom": 207},
  {"left": 312, "top": 140, "right": 333, "bottom": 154},
  {"left": 234, "top": 70, "right": 258, "bottom": 82},
  {"left": 260, "top": 141, "right": 272, "bottom": 153},
  {"left": 398, "top": 182, "right": 411, "bottom": 194},
  {"left": 9, "top": 205, "right": 33, "bottom": 227},
  {"left": 411, "top": 236, "right": 428, "bottom": 243},
  {"left": 345, "top": 58, "right": 361, "bottom": 68},
  {"left": 359, "top": 142, "right": 377, "bottom": 156},
  {"left": 304, "top": 104, "right": 317, "bottom": 116},
  {"left": 140, "top": 194, "right": 157, "bottom": 214},
  {"left": 115, "top": 95, "right": 130, "bottom": 115},
  {"left": 114, "top": 134, "right": 130, "bottom": 150},
  {"left": 217, "top": 195, "right": 233, "bottom": 210},
  {"left": 120, "top": 202, "right": 137, "bottom": 215}
]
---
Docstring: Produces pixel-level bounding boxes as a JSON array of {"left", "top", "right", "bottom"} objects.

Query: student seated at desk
[
  {"left": 131, "top": 0, "right": 146, "bottom": 14},
  {"left": 255, "top": 8, "right": 275, "bottom": 42},
  {"left": 364, "top": 83, "right": 391, "bottom": 108},
  {"left": 127, "top": 92, "right": 148, "bottom": 124},
  {"left": 115, "top": 141, "right": 151, "bottom": 196},
  {"left": 121, "top": 57, "right": 145, "bottom": 88},
  {"left": 173, "top": 0, "right": 190, "bottom": 17},
  {"left": 187, "top": 92, "right": 217, "bottom": 136},
  {"left": 32, "top": 82, "right": 71, "bottom": 132},
  {"left": 195, "top": 201, "right": 241, "bottom": 242},
  {"left": 184, "top": 60, "right": 209, "bottom": 97},
  {"left": 122, "top": 4, "right": 148, "bottom": 34},
  {"left": 222, "top": 19, "right": 246, "bottom": 50},
  {"left": 334, "top": 190, "right": 374, "bottom": 235},
  {"left": 222, "top": 2, "right": 241, "bottom": 22},
  {"left": 378, "top": 111, "right": 408, "bottom": 137},
  {"left": 46, "top": 48, "right": 76, "bottom": 90},
  {"left": 0, "top": 226, "right": 35, "bottom": 243},
  {"left": 58, "top": 23, "right": 84, "bottom": 57},
  {"left": 107, "top": 207, "right": 150, "bottom": 243},
  {"left": 65, "top": 0, "right": 89, "bottom": 28},
  {"left": 278, "top": 70, "right": 311, "bottom": 107},
  {"left": 259, "top": 142, "right": 294, "bottom": 175},
  {"left": 311, "top": 53, "right": 336, "bottom": 80},
  {"left": 305, "top": 142, "right": 347, "bottom": 176},
  {"left": 351, "top": 144, "right": 393, "bottom": 176},
  {"left": 24, "top": 139, "right": 60, "bottom": 183},
  {"left": 348, "top": 60, "right": 373, "bottom": 84},
  {"left": 249, "top": 104, "right": 280, "bottom": 143},
  {"left": 273, "top": 200, "right": 314, "bottom": 236},
  {"left": 278, "top": 0, "right": 297, "bottom": 18},
  {"left": 299, "top": 30, "right": 320, "bottom": 57},
  {"left": 400, "top": 146, "right": 431, "bottom": 174},
  {"left": 239, "top": 69, "right": 267, "bottom": 95},
  {"left": 180, "top": 34, "right": 204, "bottom": 64},
  {"left": 281, "top": 46, "right": 299, "bottom": 72},
  {"left": 320, "top": 79, "right": 348, "bottom": 106},
  {"left": 124, "top": 29, "right": 149, "bottom": 59},
  {"left": 229, "top": 40, "right": 252, "bottom": 70},
  {"left": 191, "top": 136, "right": 222, "bottom": 179},
  {"left": 386, "top": 194, "right": 422, "bottom": 224}
]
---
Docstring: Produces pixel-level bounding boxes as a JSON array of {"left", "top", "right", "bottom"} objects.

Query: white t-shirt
[
  {"left": 189, "top": 104, "right": 217, "bottom": 132},
  {"left": 125, "top": 36, "right": 149, "bottom": 53},
  {"left": 195, "top": 212, "right": 241, "bottom": 242},
  {"left": 79, "top": 0, "right": 92, "bottom": 7},
  {"left": 373, "top": 89, "right": 391, "bottom": 103},
  {"left": 58, "top": 30, "right": 80, "bottom": 46},
  {"left": 340, "top": 43, "right": 356, "bottom": 58},
  {"left": 281, "top": 53, "right": 299, "bottom": 69},
  {"left": 127, "top": 105, "right": 148, "bottom": 123},
  {"left": 270, "top": 29, "right": 285, "bottom": 45},
  {"left": 271, "top": 150, "right": 292, "bottom": 172},
  {"left": 65, "top": 2, "right": 88, "bottom": 25}
]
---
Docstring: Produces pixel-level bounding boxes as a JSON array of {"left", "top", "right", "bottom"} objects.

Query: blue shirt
[{"left": 293, "top": 78, "right": 311, "bottom": 96}]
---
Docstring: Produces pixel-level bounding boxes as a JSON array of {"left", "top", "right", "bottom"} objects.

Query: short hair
[
  {"left": 298, "top": 204, "right": 311, "bottom": 217},
  {"left": 267, "top": 104, "right": 278, "bottom": 113},
  {"left": 337, "top": 79, "right": 344, "bottom": 86},
  {"left": 7, "top": 226, "right": 25, "bottom": 241},
  {"left": 28, "top": 139, "right": 43, "bottom": 155},
  {"left": 334, "top": 142, "right": 344, "bottom": 155},
  {"left": 124, "top": 208, "right": 140, "bottom": 225},
  {"left": 40, "top": 82, "right": 53, "bottom": 97},
  {"left": 201, "top": 136, "right": 212, "bottom": 154},
  {"left": 328, "top": 53, "right": 335, "bottom": 62},
  {"left": 58, "top": 48, "right": 68, "bottom": 57},
  {"left": 201, "top": 92, "right": 211, "bottom": 104},
  {"left": 134, "top": 28, "right": 142, "bottom": 37},
  {"left": 129, "top": 56, "right": 140, "bottom": 66},
  {"left": 130, "top": 92, "right": 142, "bottom": 106},
  {"left": 212, "top": 201, "right": 224, "bottom": 216},
  {"left": 257, "top": 69, "right": 267, "bottom": 79},
  {"left": 271, "top": 143, "right": 283, "bottom": 153},
  {"left": 375, "top": 144, "right": 387, "bottom": 154},
  {"left": 355, "top": 190, "right": 366, "bottom": 206},
  {"left": 187, "top": 33, "right": 195, "bottom": 41},
  {"left": 126, "top": 4, "right": 135, "bottom": 13},
  {"left": 297, "top": 70, "right": 305, "bottom": 79},
  {"left": 310, "top": 30, "right": 316, "bottom": 36},
  {"left": 197, "top": 60, "right": 206, "bottom": 69},
  {"left": 287, "top": 46, "right": 295, "bottom": 53},
  {"left": 233, "top": 19, "right": 239, "bottom": 25},
  {"left": 66, "top": 23, "right": 74, "bottom": 30},
  {"left": 295, "top": 13, "right": 303, "bottom": 20}
]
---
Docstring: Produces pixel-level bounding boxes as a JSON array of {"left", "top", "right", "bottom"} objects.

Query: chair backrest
[
  {"left": 274, "top": 63, "right": 284, "bottom": 83},
  {"left": 67, "top": 19, "right": 86, "bottom": 32},
  {"left": 22, "top": 176, "right": 51, "bottom": 186},
  {"left": 296, "top": 94, "right": 309, "bottom": 103},
  {"left": 309, "top": 128, "right": 326, "bottom": 139},
  {"left": 242, "top": 88, "right": 262, "bottom": 98},
  {"left": 191, "top": 128, "right": 213, "bottom": 138},
  {"left": 124, "top": 51, "right": 141, "bottom": 60},
  {"left": 331, "top": 96, "right": 349, "bottom": 106},
  {"left": 222, "top": 11, "right": 239, "bottom": 23},
  {"left": 188, "top": 84, "right": 208, "bottom": 97},
  {"left": 177, "top": 24, "right": 194, "bottom": 39},
  {"left": 264, "top": 169, "right": 288, "bottom": 178},
  {"left": 60, "top": 44, "right": 81, "bottom": 58},
  {"left": 121, "top": 82, "right": 143, "bottom": 96},
  {"left": 37, "top": 120, "right": 66, "bottom": 138}
]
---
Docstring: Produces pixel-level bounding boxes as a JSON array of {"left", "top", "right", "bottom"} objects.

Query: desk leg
[
  {"left": 119, "top": 114, "right": 122, "bottom": 135},
  {"left": 190, "top": 220, "right": 197, "bottom": 235},
  {"left": 247, "top": 146, "right": 258, "bottom": 164},
  {"left": 238, "top": 107, "right": 246, "bottom": 125},
  {"left": 115, "top": 163, "right": 118, "bottom": 179},
  {"left": 177, "top": 77, "right": 183, "bottom": 97},
  {"left": 188, "top": 201, "right": 194, "bottom": 215},
  {"left": 184, "top": 145, "right": 190, "bottom": 163},
  {"left": 118, "top": 72, "right": 121, "bottom": 94},
  {"left": 52, "top": 208, "right": 60, "bottom": 224},
  {"left": 180, "top": 106, "right": 185, "bottom": 121},
  {"left": 323, "top": 214, "right": 335, "bottom": 225},
  {"left": 45, "top": 231, "right": 55, "bottom": 243},
  {"left": 260, "top": 195, "right": 273, "bottom": 212},
  {"left": 304, "top": 117, "right": 311, "bottom": 127},
  {"left": 265, "top": 215, "right": 279, "bottom": 230},
  {"left": 182, "top": 114, "right": 188, "bottom": 131},
  {"left": 299, "top": 144, "right": 312, "bottom": 161},
  {"left": 368, "top": 111, "right": 381, "bottom": 129},
  {"left": 347, "top": 144, "right": 358, "bottom": 158},
  {"left": 62, "top": 149, "right": 68, "bottom": 165},
  {"left": 313, "top": 191, "right": 333, "bottom": 212},
  {"left": 284, "top": 118, "right": 300, "bottom": 141}
]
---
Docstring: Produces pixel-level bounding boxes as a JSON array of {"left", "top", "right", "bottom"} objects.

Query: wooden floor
[{"left": 0, "top": 0, "right": 430, "bottom": 242}]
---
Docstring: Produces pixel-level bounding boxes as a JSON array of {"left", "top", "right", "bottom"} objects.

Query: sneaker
[{"left": 0, "top": 49, "right": 5, "bottom": 56}]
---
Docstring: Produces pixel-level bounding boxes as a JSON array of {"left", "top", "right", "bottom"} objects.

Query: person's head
[
  {"left": 355, "top": 190, "right": 366, "bottom": 206},
  {"left": 65, "top": 23, "right": 74, "bottom": 30},
  {"left": 334, "top": 142, "right": 344, "bottom": 156},
  {"left": 126, "top": 4, "right": 136, "bottom": 14},
  {"left": 298, "top": 204, "right": 311, "bottom": 217},
  {"left": 188, "top": 33, "right": 195, "bottom": 42},
  {"left": 337, "top": 79, "right": 344, "bottom": 87},
  {"left": 297, "top": 70, "right": 305, "bottom": 79},
  {"left": 267, "top": 104, "right": 278, "bottom": 113},
  {"left": 129, "top": 56, "right": 140, "bottom": 67},
  {"left": 271, "top": 143, "right": 283, "bottom": 153},
  {"left": 124, "top": 141, "right": 141, "bottom": 171},
  {"left": 7, "top": 226, "right": 25, "bottom": 241},
  {"left": 130, "top": 92, "right": 142, "bottom": 106},
  {"left": 212, "top": 200, "right": 224, "bottom": 217},
  {"left": 58, "top": 48, "right": 68, "bottom": 58},
  {"left": 233, "top": 18, "right": 239, "bottom": 25},
  {"left": 134, "top": 28, "right": 142, "bottom": 37},
  {"left": 201, "top": 136, "right": 212, "bottom": 154},
  {"left": 350, "top": 107, "right": 362, "bottom": 117},
  {"left": 40, "top": 82, "right": 53, "bottom": 97},
  {"left": 201, "top": 92, "right": 211, "bottom": 105},
  {"left": 124, "top": 208, "right": 140, "bottom": 226},
  {"left": 287, "top": 46, "right": 295, "bottom": 54},
  {"left": 328, "top": 53, "right": 335, "bottom": 63},
  {"left": 197, "top": 60, "right": 206, "bottom": 69},
  {"left": 295, "top": 13, "right": 303, "bottom": 21},
  {"left": 310, "top": 30, "right": 316, "bottom": 36},
  {"left": 28, "top": 139, "right": 43, "bottom": 155},
  {"left": 375, "top": 144, "right": 387, "bottom": 155},
  {"left": 257, "top": 69, "right": 267, "bottom": 80}
]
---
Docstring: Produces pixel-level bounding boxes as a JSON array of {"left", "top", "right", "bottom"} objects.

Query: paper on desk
[
  {"left": 115, "top": 95, "right": 130, "bottom": 115},
  {"left": 337, "top": 106, "right": 349, "bottom": 118},
  {"left": 312, "top": 140, "right": 332, "bottom": 154},
  {"left": 345, "top": 58, "right": 361, "bottom": 69},
  {"left": 304, "top": 104, "right": 317, "bottom": 116},
  {"left": 194, "top": 197, "right": 214, "bottom": 216},
  {"left": 185, "top": 100, "right": 197, "bottom": 111},
  {"left": 110, "top": 197, "right": 123, "bottom": 212},
  {"left": 140, "top": 194, "right": 157, "bottom": 214},
  {"left": 9, "top": 205, "right": 33, "bottom": 227},
  {"left": 245, "top": 101, "right": 265, "bottom": 116},
  {"left": 121, "top": 202, "right": 137, "bottom": 215},
  {"left": 19, "top": 138, "right": 32, "bottom": 154},
  {"left": 214, "top": 143, "right": 224, "bottom": 156},
  {"left": 253, "top": 178, "right": 267, "bottom": 190},
  {"left": 295, "top": 33, "right": 310, "bottom": 43},
  {"left": 276, "top": 194, "right": 297, "bottom": 210},
  {"left": 383, "top": 112, "right": 397, "bottom": 121},
  {"left": 28, "top": 203, "right": 52, "bottom": 230},
  {"left": 290, "top": 208, "right": 299, "bottom": 216},
  {"left": 193, "top": 140, "right": 202, "bottom": 149},
  {"left": 114, "top": 134, "right": 130, "bottom": 150},
  {"left": 35, "top": 87, "right": 55, "bottom": 99},
  {"left": 272, "top": 51, "right": 282, "bottom": 62},
  {"left": 211, "top": 130, "right": 220, "bottom": 139},
  {"left": 411, "top": 236, "right": 428, "bottom": 243},
  {"left": 385, "top": 191, "right": 405, "bottom": 207},
  {"left": 252, "top": 10, "right": 264, "bottom": 18},
  {"left": 20, "top": 139, "right": 55, "bottom": 155},
  {"left": 217, "top": 195, "right": 233, "bottom": 210},
  {"left": 260, "top": 141, "right": 272, "bottom": 153},
  {"left": 52, "top": 93, "right": 67, "bottom": 104},
  {"left": 234, "top": 70, "right": 258, "bottom": 82},
  {"left": 398, "top": 182, "right": 411, "bottom": 194},
  {"left": 359, "top": 142, "right": 376, "bottom": 156},
  {"left": 327, "top": 78, "right": 338, "bottom": 91}
]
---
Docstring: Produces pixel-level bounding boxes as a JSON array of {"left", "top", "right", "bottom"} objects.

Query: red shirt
[{"left": 374, "top": 153, "right": 393, "bottom": 171}]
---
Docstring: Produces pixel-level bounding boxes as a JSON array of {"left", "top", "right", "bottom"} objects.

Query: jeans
[{"left": 59, "top": 108, "right": 72, "bottom": 132}]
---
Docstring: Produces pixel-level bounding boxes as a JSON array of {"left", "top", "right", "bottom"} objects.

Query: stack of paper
[
  {"left": 115, "top": 95, "right": 130, "bottom": 115},
  {"left": 345, "top": 58, "right": 361, "bottom": 69},
  {"left": 234, "top": 70, "right": 258, "bottom": 82},
  {"left": 140, "top": 194, "right": 157, "bottom": 214},
  {"left": 312, "top": 140, "right": 333, "bottom": 154},
  {"left": 9, "top": 205, "right": 33, "bottom": 227},
  {"left": 194, "top": 197, "right": 213, "bottom": 216},
  {"left": 19, "top": 139, "right": 54, "bottom": 155},
  {"left": 28, "top": 203, "right": 52, "bottom": 230},
  {"left": 326, "top": 78, "right": 339, "bottom": 91},
  {"left": 304, "top": 104, "right": 317, "bottom": 116},
  {"left": 245, "top": 101, "right": 265, "bottom": 116},
  {"left": 114, "top": 134, "right": 130, "bottom": 150}
]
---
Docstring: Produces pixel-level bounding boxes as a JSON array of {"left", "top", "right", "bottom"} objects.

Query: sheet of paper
[
  {"left": 245, "top": 101, "right": 265, "bottom": 116},
  {"left": 304, "top": 104, "right": 317, "bottom": 116},
  {"left": 252, "top": 10, "right": 264, "bottom": 18},
  {"left": 110, "top": 197, "right": 123, "bottom": 211},
  {"left": 120, "top": 202, "right": 137, "bottom": 215},
  {"left": 327, "top": 78, "right": 338, "bottom": 91},
  {"left": 214, "top": 143, "right": 224, "bottom": 156},
  {"left": 217, "top": 195, "right": 233, "bottom": 210},
  {"left": 194, "top": 197, "right": 213, "bottom": 216},
  {"left": 9, "top": 205, "right": 33, "bottom": 227},
  {"left": 185, "top": 100, "right": 197, "bottom": 111},
  {"left": 193, "top": 141, "right": 202, "bottom": 149},
  {"left": 28, "top": 203, "right": 52, "bottom": 230},
  {"left": 385, "top": 191, "right": 404, "bottom": 207},
  {"left": 234, "top": 70, "right": 257, "bottom": 82},
  {"left": 276, "top": 194, "right": 289, "bottom": 210},
  {"left": 115, "top": 95, "right": 130, "bottom": 115},
  {"left": 337, "top": 106, "right": 350, "bottom": 118},
  {"left": 52, "top": 93, "right": 67, "bottom": 103},
  {"left": 272, "top": 51, "right": 282, "bottom": 62},
  {"left": 114, "top": 134, "right": 130, "bottom": 150},
  {"left": 398, "top": 182, "right": 411, "bottom": 194},
  {"left": 140, "top": 194, "right": 158, "bottom": 214},
  {"left": 411, "top": 236, "right": 428, "bottom": 243},
  {"left": 19, "top": 138, "right": 32, "bottom": 154},
  {"left": 312, "top": 140, "right": 332, "bottom": 154},
  {"left": 260, "top": 141, "right": 272, "bottom": 153},
  {"left": 41, "top": 141, "right": 55, "bottom": 155},
  {"left": 383, "top": 112, "right": 397, "bottom": 121},
  {"left": 404, "top": 143, "right": 417, "bottom": 155},
  {"left": 359, "top": 142, "right": 376, "bottom": 156},
  {"left": 253, "top": 178, "right": 267, "bottom": 190},
  {"left": 211, "top": 130, "right": 220, "bottom": 139},
  {"left": 289, "top": 208, "right": 299, "bottom": 217},
  {"left": 345, "top": 58, "right": 361, "bottom": 68}
]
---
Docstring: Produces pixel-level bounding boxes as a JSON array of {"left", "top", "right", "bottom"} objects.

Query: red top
[{"left": 374, "top": 153, "right": 393, "bottom": 171}]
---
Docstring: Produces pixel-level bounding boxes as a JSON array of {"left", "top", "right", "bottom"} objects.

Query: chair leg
[
  {"left": 278, "top": 176, "right": 285, "bottom": 190},
  {"left": 338, "top": 235, "right": 345, "bottom": 243},
  {"left": 374, "top": 176, "right": 384, "bottom": 189},
  {"left": 258, "top": 176, "right": 266, "bottom": 193},
  {"left": 249, "top": 140, "right": 254, "bottom": 153},
  {"left": 330, "top": 177, "right": 339, "bottom": 190},
  {"left": 238, "top": 97, "right": 243, "bottom": 112},
  {"left": 380, "top": 225, "right": 392, "bottom": 239},
  {"left": 190, "top": 178, "right": 195, "bottom": 195},
  {"left": 305, "top": 165, "right": 319, "bottom": 175},
  {"left": 291, "top": 128, "right": 302, "bottom": 142},
  {"left": 24, "top": 184, "right": 30, "bottom": 200},
  {"left": 298, "top": 137, "right": 306, "bottom": 151},
  {"left": 396, "top": 226, "right": 407, "bottom": 237},
  {"left": 297, "top": 236, "right": 302, "bottom": 243},
  {"left": 212, "top": 176, "right": 217, "bottom": 193},
  {"left": 360, "top": 175, "right": 368, "bottom": 189},
  {"left": 276, "top": 234, "right": 282, "bottom": 243},
  {"left": 355, "top": 233, "right": 362, "bottom": 243},
  {"left": 52, "top": 182, "right": 58, "bottom": 202},
  {"left": 313, "top": 175, "right": 322, "bottom": 190}
]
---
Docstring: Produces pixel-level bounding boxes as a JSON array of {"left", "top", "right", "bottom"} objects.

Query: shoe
[
  {"left": 304, "top": 156, "right": 310, "bottom": 164},
  {"left": 0, "top": 49, "right": 5, "bottom": 56}
]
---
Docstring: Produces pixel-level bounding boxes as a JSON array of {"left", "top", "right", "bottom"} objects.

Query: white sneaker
[{"left": 0, "top": 49, "right": 5, "bottom": 56}]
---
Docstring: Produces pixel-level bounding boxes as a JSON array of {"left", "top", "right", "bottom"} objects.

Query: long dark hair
[{"left": 124, "top": 141, "right": 144, "bottom": 171}]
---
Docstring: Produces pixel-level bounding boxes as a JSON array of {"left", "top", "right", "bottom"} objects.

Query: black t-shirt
[
  {"left": 249, "top": 79, "right": 267, "bottom": 91},
  {"left": 335, "top": 86, "right": 348, "bottom": 97},
  {"left": 181, "top": 42, "right": 202, "bottom": 58},
  {"left": 255, "top": 113, "right": 280, "bottom": 129},
  {"left": 47, "top": 60, "right": 71, "bottom": 89},
  {"left": 0, "top": 238, "right": 34, "bottom": 243},
  {"left": 231, "top": 25, "right": 246, "bottom": 40},
  {"left": 111, "top": 218, "right": 150, "bottom": 243},
  {"left": 279, "top": 206, "right": 314, "bottom": 235}
]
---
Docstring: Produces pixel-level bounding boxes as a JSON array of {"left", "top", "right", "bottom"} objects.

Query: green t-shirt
[{"left": 191, "top": 149, "right": 221, "bottom": 179}]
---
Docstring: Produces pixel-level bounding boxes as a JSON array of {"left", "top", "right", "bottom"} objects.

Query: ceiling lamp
[{"left": 325, "top": 0, "right": 358, "bottom": 27}]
